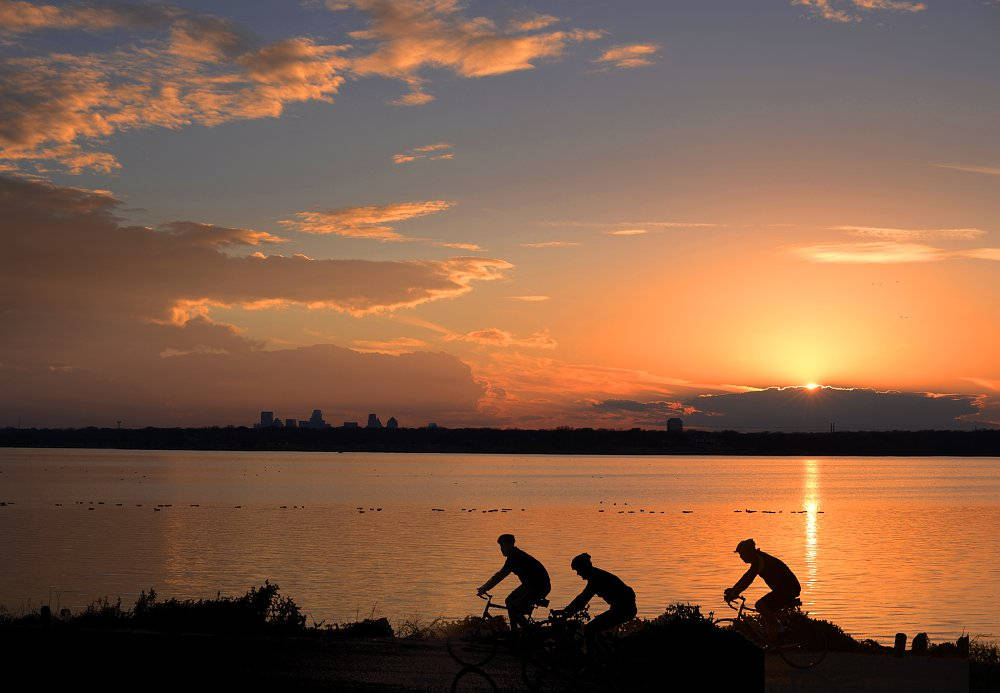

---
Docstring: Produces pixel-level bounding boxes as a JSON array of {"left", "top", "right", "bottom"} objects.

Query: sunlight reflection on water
[{"left": 1, "top": 449, "right": 997, "bottom": 643}]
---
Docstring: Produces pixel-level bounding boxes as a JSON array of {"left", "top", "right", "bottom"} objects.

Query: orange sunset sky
[{"left": 1, "top": 0, "right": 998, "bottom": 430}]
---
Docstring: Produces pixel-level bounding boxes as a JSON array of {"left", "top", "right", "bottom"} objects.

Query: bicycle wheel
[
  {"left": 450, "top": 666, "right": 499, "bottom": 693},
  {"left": 447, "top": 618, "right": 502, "bottom": 667},
  {"left": 520, "top": 628, "right": 584, "bottom": 693},
  {"left": 776, "top": 617, "right": 828, "bottom": 669},
  {"left": 714, "top": 618, "right": 766, "bottom": 649}
]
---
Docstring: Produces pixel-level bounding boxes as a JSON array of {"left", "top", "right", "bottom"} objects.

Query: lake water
[{"left": 1, "top": 448, "right": 997, "bottom": 643}]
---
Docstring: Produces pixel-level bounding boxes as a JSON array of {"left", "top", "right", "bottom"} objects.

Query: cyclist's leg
[
  {"left": 755, "top": 591, "right": 796, "bottom": 642},
  {"left": 505, "top": 584, "right": 531, "bottom": 633}
]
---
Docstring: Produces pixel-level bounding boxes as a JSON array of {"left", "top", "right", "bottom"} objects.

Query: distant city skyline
[{"left": 0, "top": 1, "right": 997, "bottom": 431}]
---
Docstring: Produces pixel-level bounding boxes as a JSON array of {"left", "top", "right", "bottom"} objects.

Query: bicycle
[
  {"left": 713, "top": 595, "right": 828, "bottom": 669},
  {"left": 521, "top": 606, "right": 634, "bottom": 693},
  {"left": 447, "top": 592, "right": 553, "bottom": 664}
]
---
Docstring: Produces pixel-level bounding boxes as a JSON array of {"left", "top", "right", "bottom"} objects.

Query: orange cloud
[
  {"left": 507, "top": 295, "right": 550, "bottom": 302},
  {"left": 282, "top": 200, "right": 455, "bottom": 241},
  {"left": 520, "top": 241, "right": 579, "bottom": 247},
  {"left": 833, "top": 225, "right": 987, "bottom": 241},
  {"left": 607, "top": 229, "right": 648, "bottom": 236},
  {"left": 508, "top": 14, "right": 560, "bottom": 32},
  {"left": 392, "top": 142, "right": 454, "bottom": 164},
  {"left": 595, "top": 43, "right": 659, "bottom": 69},
  {"left": 933, "top": 163, "right": 1000, "bottom": 177},
  {"left": 0, "top": 0, "right": 161, "bottom": 32},
  {"left": 794, "top": 241, "right": 1000, "bottom": 263},
  {"left": 351, "top": 337, "right": 428, "bottom": 354},
  {"left": 446, "top": 328, "right": 557, "bottom": 350},
  {"left": 336, "top": 0, "right": 602, "bottom": 103},
  {"left": 791, "top": 0, "right": 925, "bottom": 23}
]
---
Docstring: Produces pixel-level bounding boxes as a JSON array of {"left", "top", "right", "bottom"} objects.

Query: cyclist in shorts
[
  {"left": 559, "top": 553, "right": 637, "bottom": 651},
  {"left": 724, "top": 538, "right": 801, "bottom": 641},
  {"left": 477, "top": 534, "right": 551, "bottom": 634}
]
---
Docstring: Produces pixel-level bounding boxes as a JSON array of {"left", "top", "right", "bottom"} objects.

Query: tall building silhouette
[
  {"left": 386, "top": 416, "right": 399, "bottom": 429},
  {"left": 366, "top": 413, "right": 383, "bottom": 429},
  {"left": 667, "top": 417, "right": 684, "bottom": 432}
]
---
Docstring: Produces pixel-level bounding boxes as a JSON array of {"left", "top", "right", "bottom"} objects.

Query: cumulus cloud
[
  {"left": 445, "top": 328, "right": 557, "bottom": 350},
  {"left": 333, "top": 0, "right": 602, "bottom": 104},
  {"left": 0, "top": 175, "right": 508, "bottom": 426},
  {"left": 282, "top": 200, "right": 455, "bottom": 241},
  {"left": 392, "top": 141, "right": 454, "bottom": 164},
  {"left": 595, "top": 43, "right": 659, "bottom": 69},
  {"left": 791, "top": 0, "right": 926, "bottom": 23},
  {"left": 0, "top": 27, "right": 348, "bottom": 171}
]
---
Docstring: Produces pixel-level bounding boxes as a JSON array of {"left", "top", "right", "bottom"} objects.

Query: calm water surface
[{"left": 2, "top": 448, "right": 997, "bottom": 642}]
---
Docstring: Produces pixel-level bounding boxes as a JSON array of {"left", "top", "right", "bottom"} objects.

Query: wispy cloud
[
  {"left": 281, "top": 200, "right": 454, "bottom": 241},
  {"left": 595, "top": 43, "right": 660, "bottom": 69},
  {"left": 933, "top": 163, "right": 1000, "bottom": 177},
  {"left": 392, "top": 141, "right": 454, "bottom": 164},
  {"left": 794, "top": 241, "right": 1000, "bottom": 263},
  {"left": 508, "top": 14, "right": 561, "bottom": 32},
  {"left": 351, "top": 336, "right": 427, "bottom": 354},
  {"left": 607, "top": 229, "right": 648, "bottom": 236},
  {"left": 520, "top": 241, "right": 579, "bottom": 248},
  {"left": 446, "top": 328, "right": 557, "bottom": 350},
  {"left": 508, "top": 295, "right": 549, "bottom": 302},
  {"left": 435, "top": 241, "right": 483, "bottom": 251},
  {"left": 833, "top": 225, "right": 987, "bottom": 241},
  {"left": 792, "top": 0, "right": 926, "bottom": 22}
]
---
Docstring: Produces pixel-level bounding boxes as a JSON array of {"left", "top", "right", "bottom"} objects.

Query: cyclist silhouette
[
  {"left": 724, "top": 538, "right": 801, "bottom": 641},
  {"left": 477, "top": 534, "right": 551, "bottom": 633},
  {"left": 559, "top": 553, "right": 636, "bottom": 651}
]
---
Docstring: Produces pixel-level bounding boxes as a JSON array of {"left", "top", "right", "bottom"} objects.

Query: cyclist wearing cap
[
  {"left": 477, "top": 534, "right": 551, "bottom": 633},
  {"left": 560, "top": 553, "right": 636, "bottom": 650},
  {"left": 724, "top": 538, "right": 801, "bottom": 640}
]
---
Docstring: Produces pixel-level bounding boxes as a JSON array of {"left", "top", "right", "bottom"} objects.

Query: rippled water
[{"left": 1, "top": 448, "right": 997, "bottom": 642}]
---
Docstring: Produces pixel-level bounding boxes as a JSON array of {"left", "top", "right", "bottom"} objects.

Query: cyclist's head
[
  {"left": 570, "top": 552, "right": 593, "bottom": 577},
  {"left": 497, "top": 533, "right": 516, "bottom": 555},
  {"left": 735, "top": 538, "right": 756, "bottom": 562}
]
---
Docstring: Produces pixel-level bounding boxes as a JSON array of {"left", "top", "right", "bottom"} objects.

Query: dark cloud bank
[
  {"left": 0, "top": 175, "right": 499, "bottom": 426},
  {"left": 594, "top": 387, "right": 994, "bottom": 431}
]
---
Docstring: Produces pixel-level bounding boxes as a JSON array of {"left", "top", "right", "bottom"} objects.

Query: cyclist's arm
[
  {"left": 730, "top": 564, "right": 758, "bottom": 595},
  {"left": 478, "top": 559, "right": 513, "bottom": 593},
  {"left": 564, "top": 584, "right": 595, "bottom": 614}
]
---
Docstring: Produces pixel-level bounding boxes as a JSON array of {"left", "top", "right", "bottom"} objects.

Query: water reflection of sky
[
  {"left": 803, "top": 458, "right": 819, "bottom": 593},
  {"left": 2, "top": 450, "right": 998, "bottom": 643}
]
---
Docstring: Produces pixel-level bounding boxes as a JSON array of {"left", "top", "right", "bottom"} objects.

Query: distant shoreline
[{"left": 2, "top": 427, "right": 997, "bottom": 456}]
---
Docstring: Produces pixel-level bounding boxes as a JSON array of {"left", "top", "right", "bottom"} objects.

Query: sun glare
[{"left": 805, "top": 383, "right": 820, "bottom": 390}]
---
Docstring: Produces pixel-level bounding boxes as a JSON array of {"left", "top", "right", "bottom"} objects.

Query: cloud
[
  {"left": 606, "top": 229, "right": 648, "bottom": 236},
  {"left": 0, "top": 175, "right": 514, "bottom": 426},
  {"left": 794, "top": 241, "right": 1000, "bottom": 263},
  {"left": 508, "top": 14, "right": 560, "bottom": 32},
  {"left": 595, "top": 43, "right": 659, "bottom": 69},
  {"left": 282, "top": 200, "right": 455, "bottom": 241},
  {"left": 0, "top": 27, "right": 348, "bottom": 171},
  {"left": 350, "top": 337, "right": 428, "bottom": 354},
  {"left": 832, "top": 225, "right": 986, "bottom": 241},
  {"left": 392, "top": 141, "right": 454, "bottom": 164},
  {"left": 445, "top": 328, "right": 557, "bottom": 350},
  {"left": 792, "top": 0, "right": 926, "bottom": 22},
  {"left": 435, "top": 241, "right": 483, "bottom": 251},
  {"left": 677, "top": 386, "right": 988, "bottom": 431},
  {"left": 933, "top": 163, "right": 1000, "bottom": 177},
  {"left": 0, "top": 0, "right": 166, "bottom": 32},
  {"left": 508, "top": 295, "right": 549, "bottom": 302},
  {"left": 334, "top": 0, "right": 602, "bottom": 104},
  {"left": 520, "top": 241, "right": 579, "bottom": 248}
]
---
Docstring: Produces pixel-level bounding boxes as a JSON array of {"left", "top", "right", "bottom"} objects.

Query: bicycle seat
[
  {"left": 789, "top": 598, "right": 802, "bottom": 607},
  {"left": 534, "top": 598, "right": 550, "bottom": 608}
]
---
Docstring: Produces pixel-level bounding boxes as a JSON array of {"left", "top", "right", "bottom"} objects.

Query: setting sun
[{"left": 805, "top": 383, "right": 821, "bottom": 390}]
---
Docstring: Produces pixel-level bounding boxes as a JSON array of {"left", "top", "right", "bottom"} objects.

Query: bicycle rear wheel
[
  {"left": 450, "top": 666, "right": 499, "bottom": 693},
  {"left": 776, "top": 618, "right": 828, "bottom": 669},
  {"left": 447, "top": 618, "right": 502, "bottom": 667}
]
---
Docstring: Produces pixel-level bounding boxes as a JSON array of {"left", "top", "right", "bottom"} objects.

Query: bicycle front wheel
[
  {"left": 713, "top": 618, "right": 766, "bottom": 649},
  {"left": 450, "top": 665, "right": 499, "bottom": 693},
  {"left": 776, "top": 619, "right": 828, "bottom": 669},
  {"left": 447, "top": 618, "right": 502, "bottom": 667}
]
